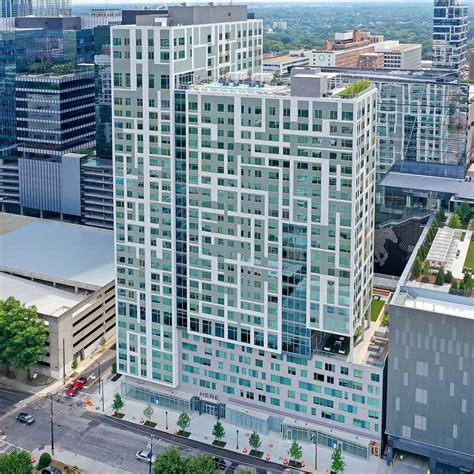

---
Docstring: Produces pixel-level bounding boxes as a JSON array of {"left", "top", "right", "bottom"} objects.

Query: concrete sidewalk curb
[{"left": 88, "top": 411, "right": 293, "bottom": 473}]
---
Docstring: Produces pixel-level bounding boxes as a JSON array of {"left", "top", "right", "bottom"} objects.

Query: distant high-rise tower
[
  {"left": 32, "top": 0, "right": 71, "bottom": 16},
  {"left": 432, "top": 0, "right": 468, "bottom": 78},
  {"left": 1, "top": 0, "right": 32, "bottom": 17}
]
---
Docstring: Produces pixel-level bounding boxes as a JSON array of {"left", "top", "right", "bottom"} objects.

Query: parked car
[
  {"left": 136, "top": 450, "right": 156, "bottom": 464},
  {"left": 70, "top": 380, "right": 85, "bottom": 390},
  {"left": 42, "top": 467, "right": 62, "bottom": 474},
  {"left": 16, "top": 413, "right": 35, "bottom": 425},
  {"left": 213, "top": 457, "right": 226, "bottom": 470},
  {"left": 77, "top": 376, "right": 88, "bottom": 385},
  {"left": 66, "top": 385, "right": 79, "bottom": 397}
]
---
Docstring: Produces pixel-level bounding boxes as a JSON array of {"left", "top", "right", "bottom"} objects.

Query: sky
[{"left": 72, "top": 0, "right": 434, "bottom": 4}]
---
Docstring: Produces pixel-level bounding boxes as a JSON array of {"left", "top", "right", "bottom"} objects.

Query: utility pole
[
  {"left": 62, "top": 339, "right": 66, "bottom": 385},
  {"left": 94, "top": 359, "right": 101, "bottom": 394},
  {"left": 101, "top": 379, "right": 105, "bottom": 412},
  {"left": 50, "top": 393, "right": 54, "bottom": 455}
]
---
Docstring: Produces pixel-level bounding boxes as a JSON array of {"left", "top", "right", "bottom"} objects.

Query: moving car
[
  {"left": 136, "top": 450, "right": 156, "bottom": 464},
  {"left": 213, "top": 457, "right": 226, "bottom": 470},
  {"left": 77, "top": 376, "right": 88, "bottom": 385},
  {"left": 16, "top": 413, "right": 35, "bottom": 425}
]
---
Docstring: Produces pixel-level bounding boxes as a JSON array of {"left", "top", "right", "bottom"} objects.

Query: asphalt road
[
  {"left": 0, "top": 385, "right": 31, "bottom": 416},
  {"left": 2, "top": 394, "right": 287, "bottom": 473},
  {"left": 0, "top": 347, "right": 288, "bottom": 473}
]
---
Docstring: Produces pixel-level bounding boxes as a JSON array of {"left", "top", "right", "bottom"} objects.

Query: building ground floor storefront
[{"left": 121, "top": 379, "right": 378, "bottom": 460}]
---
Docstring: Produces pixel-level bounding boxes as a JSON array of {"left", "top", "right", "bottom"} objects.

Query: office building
[
  {"left": 433, "top": 0, "right": 468, "bottom": 78},
  {"left": 0, "top": 213, "right": 115, "bottom": 380},
  {"left": 294, "top": 32, "right": 421, "bottom": 71},
  {"left": 1, "top": 0, "right": 31, "bottom": 17},
  {"left": 262, "top": 52, "right": 309, "bottom": 76},
  {"left": 386, "top": 217, "right": 474, "bottom": 473},
  {"left": 80, "top": 156, "right": 113, "bottom": 229},
  {"left": 112, "top": 6, "right": 384, "bottom": 456},
  {"left": 31, "top": 0, "right": 71, "bottom": 17},
  {"left": 469, "top": 49, "right": 474, "bottom": 81},
  {"left": 372, "top": 41, "right": 422, "bottom": 70},
  {"left": 81, "top": 8, "right": 122, "bottom": 29},
  {"left": 16, "top": 69, "right": 96, "bottom": 159},
  {"left": 319, "top": 68, "right": 471, "bottom": 181}
]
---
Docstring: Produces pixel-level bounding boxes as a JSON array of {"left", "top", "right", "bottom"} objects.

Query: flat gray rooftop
[
  {"left": 0, "top": 213, "right": 114, "bottom": 289},
  {"left": 379, "top": 172, "right": 474, "bottom": 201},
  {"left": 0, "top": 273, "right": 85, "bottom": 317}
]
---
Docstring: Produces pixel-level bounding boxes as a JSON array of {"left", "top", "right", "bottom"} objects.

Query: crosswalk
[
  {"left": 0, "top": 439, "right": 18, "bottom": 454},
  {"left": 62, "top": 391, "right": 94, "bottom": 403}
]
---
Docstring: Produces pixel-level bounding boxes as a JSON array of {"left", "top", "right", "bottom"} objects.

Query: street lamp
[
  {"left": 148, "top": 433, "right": 154, "bottom": 474},
  {"left": 312, "top": 433, "right": 318, "bottom": 471},
  {"left": 165, "top": 411, "right": 168, "bottom": 430},
  {"left": 50, "top": 393, "right": 54, "bottom": 455},
  {"left": 236, "top": 429, "right": 239, "bottom": 450}
]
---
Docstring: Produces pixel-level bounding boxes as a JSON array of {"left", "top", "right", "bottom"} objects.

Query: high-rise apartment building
[
  {"left": 32, "top": 0, "right": 71, "bottom": 17},
  {"left": 433, "top": 0, "right": 468, "bottom": 78},
  {"left": 112, "top": 6, "right": 384, "bottom": 458}
]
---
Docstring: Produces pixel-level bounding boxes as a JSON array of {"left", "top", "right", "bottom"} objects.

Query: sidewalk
[
  {"left": 0, "top": 339, "right": 115, "bottom": 420},
  {"left": 92, "top": 376, "right": 392, "bottom": 474},
  {"left": 31, "top": 445, "right": 133, "bottom": 474}
]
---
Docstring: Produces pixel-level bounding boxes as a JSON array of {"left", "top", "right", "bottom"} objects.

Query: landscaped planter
[
  {"left": 112, "top": 412, "right": 125, "bottom": 419},
  {"left": 177, "top": 430, "right": 191, "bottom": 438},
  {"left": 212, "top": 440, "right": 226, "bottom": 447},
  {"left": 144, "top": 421, "right": 157, "bottom": 428},
  {"left": 289, "top": 460, "right": 302, "bottom": 468},
  {"left": 249, "top": 449, "right": 263, "bottom": 458}
]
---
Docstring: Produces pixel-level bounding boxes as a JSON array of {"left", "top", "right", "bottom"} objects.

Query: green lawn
[
  {"left": 371, "top": 299, "right": 385, "bottom": 322},
  {"left": 464, "top": 238, "right": 474, "bottom": 270}
]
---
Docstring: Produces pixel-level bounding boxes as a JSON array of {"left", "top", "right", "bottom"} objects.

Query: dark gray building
[
  {"left": 386, "top": 221, "right": 474, "bottom": 473},
  {"left": 16, "top": 69, "right": 96, "bottom": 159}
]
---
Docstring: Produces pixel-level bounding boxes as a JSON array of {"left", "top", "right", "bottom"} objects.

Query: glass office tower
[{"left": 433, "top": 0, "right": 468, "bottom": 78}]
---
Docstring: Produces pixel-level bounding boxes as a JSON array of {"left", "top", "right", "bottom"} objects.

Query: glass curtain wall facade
[{"left": 433, "top": 0, "right": 468, "bottom": 78}]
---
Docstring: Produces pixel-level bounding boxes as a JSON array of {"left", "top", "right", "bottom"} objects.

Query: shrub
[
  {"left": 37, "top": 452, "right": 52, "bottom": 470},
  {"left": 448, "top": 213, "right": 462, "bottom": 229},
  {"left": 444, "top": 271, "right": 453, "bottom": 284},
  {"left": 435, "top": 268, "right": 445, "bottom": 286}
]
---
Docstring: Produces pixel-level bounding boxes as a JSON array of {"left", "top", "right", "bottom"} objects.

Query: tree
[
  {"left": 421, "top": 260, "right": 431, "bottom": 276},
  {"left": 0, "top": 297, "right": 48, "bottom": 379},
  {"left": 51, "top": 61, "right": 75, "bottom": 75},
  {"left": 0, "top": 450, "right": 33, "bottom": 474},
  {"left": 143, "top": 403, "right": 154, "bottom": 423},
  {"left": 177, "top": 412, "right": 190, "bottom": 433},
  {"left": 288, "top": 440, "right": 303, "bottom": 464},
  {"left": 248, "top": 431, "right": 262, "bottom": 452},
  {"left": 436, "top": 208, "right": 445, "bottom": 224},
  {"left": 462, "top": 272, "right": 473, "bottom": 291},
  {"left": 71, "top": 356, "right": 78, "bottom": 370},
  {"left": 412, "top": 256, "right": 422, "bottom": 278},
  {"left": 187, "top": 454, "right": 218, "bottom": 474},
  {"left": 212, "top": 420, "right": 225, "bottom": 444},
  {"left": 111, "top": 393, "right": 125, "bottom": 414},
  {"left": 444, "top": 270, "right": 453, "bottom": 284},
  {"left": 30, "top": 61, "right": 51, "bottom": 74},
  {"left": 435, "top": 268, "right": 445, "bottom": 286},
  {"left": 448, "top": 213, "right": 462, "bottom": 229},
  {"left": 331, "top": 446, "right": 346, "bottom": 474},
  {"left": 37, "top": 452, "right": 51, "bottom": 470},
  {"left": 154, "top": 446, "right": 187, "bottom": 474},
  {"left": 455, "top": 202, "right": 471, "bottom": 224}
]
